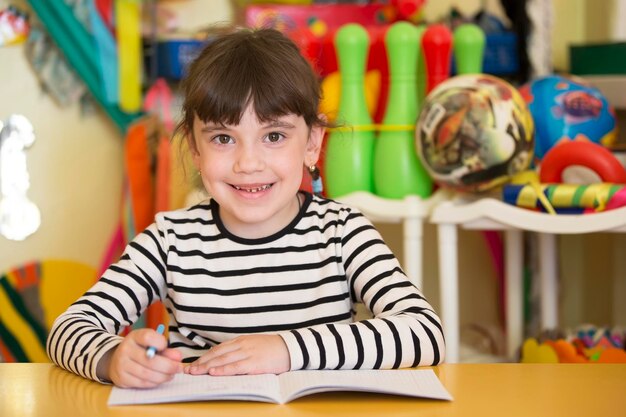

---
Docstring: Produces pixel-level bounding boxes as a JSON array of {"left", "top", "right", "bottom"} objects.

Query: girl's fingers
[
  {"left": 121, "top": 365, "right": 175, "bottom": 388},
  {"left": 111, "top": 354, "right": 175, "bottom": 388},
  {"left": 187, "top": 349, "right": 248, "bottom": 375},
  {"left": 109, "top": 329, "right": 183, "bottom": 388},
  {"left": 147, "top": 355, "right": 183, "bottom": 375},
  {"left": 135, "top": 328, "right": 169, "bottom": 353},
  {"left": 207, "top": 361, "right": 248, "bottom": 376},
  {"left": 161, "top": 348, "right": 184, "bottom": 363},
  {"left": 128, "top": 331, "right": 182, "bottom": 373},
  {"left": 126, "top": 355, "right": 179, "bottom": 385},
  {"left": 191, "top": 340, "right": 241, "bottom": 366}
]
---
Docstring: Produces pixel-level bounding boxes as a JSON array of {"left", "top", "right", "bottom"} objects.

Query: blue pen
[{"left": 146, "top": 324, "right": 165, "bottom": 359}]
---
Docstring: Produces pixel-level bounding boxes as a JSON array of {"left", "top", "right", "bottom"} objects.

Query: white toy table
[{"left": 430, "top": 195, "right": 626, "bottom": 363}]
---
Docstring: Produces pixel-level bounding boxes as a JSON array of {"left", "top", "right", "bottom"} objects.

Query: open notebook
[{"left": 108, "top": 369, "right": 453, "bottom": 405}]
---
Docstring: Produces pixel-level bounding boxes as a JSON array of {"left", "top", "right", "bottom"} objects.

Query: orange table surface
[{"left": 1, "top": 363, "right": 625, "bottom": 417}]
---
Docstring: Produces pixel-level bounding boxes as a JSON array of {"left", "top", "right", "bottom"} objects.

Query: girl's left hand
[{"left": 185, "top": 334, "right": 290, "bottom": 376}]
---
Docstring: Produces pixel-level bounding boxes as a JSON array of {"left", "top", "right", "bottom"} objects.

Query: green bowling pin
[
  {"left": 415, "top": 24, "right": 427, "bottom": 113},
  {"left": 324, "top": 24, "right": 375, "bottom": 198},
  {"left": 374, "top": 22, "right": 432, "bottom": 199},
  {"left": 453, "top": 23, "right": 486, "bottom": 74}
]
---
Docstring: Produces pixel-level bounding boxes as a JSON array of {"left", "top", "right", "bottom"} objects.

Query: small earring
[{"left": 308, "top": 165, "right": 323, "bottom": 197}]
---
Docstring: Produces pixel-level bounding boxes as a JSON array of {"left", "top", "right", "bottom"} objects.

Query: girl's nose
[{"left": 234, "top": 144, "right": 265, "bottom": 173}]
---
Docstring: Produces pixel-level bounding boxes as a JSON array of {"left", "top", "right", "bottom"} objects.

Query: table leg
[
  {"left": 505, "top": 230, "right": 523, "bottom": 360},
  {"left": 614, "top": 235, "right": 626, "bottom": 326},
  {"left": 438, "top": 223, "right": 459, "bottom": 363},
  {"left": 538, "top": 232, "right": 558, "bottom": 330},
  {"left": 403, "top": 217, "right": 423, "bottom": 290}
]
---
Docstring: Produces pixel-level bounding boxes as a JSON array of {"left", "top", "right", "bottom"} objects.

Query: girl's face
[{"left": 190, "top": 103, "right": 324, "bottom": 239}]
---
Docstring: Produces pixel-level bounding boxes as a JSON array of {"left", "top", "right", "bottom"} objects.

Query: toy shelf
[
  {"left": 432, "top": 195, "right": 626, "bottom": 234},
  {"left": 337, "top": 189, "right": 452, "bottom": 290},
  {"left": 430, "top": 195, "right": 626, "bottom": 363}
]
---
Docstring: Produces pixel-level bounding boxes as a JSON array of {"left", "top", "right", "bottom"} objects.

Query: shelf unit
[{"left": 430, "top": 195, "right": 626, "bottom": 363}]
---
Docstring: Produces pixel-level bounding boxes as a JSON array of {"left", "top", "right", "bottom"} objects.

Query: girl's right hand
[{"left": 98, "top": 328, "right": 183, "bottom": 388}]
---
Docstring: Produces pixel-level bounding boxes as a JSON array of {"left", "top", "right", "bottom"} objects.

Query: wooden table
[{"left": 1, "top": 363, "right": 625, "bottom": 417}]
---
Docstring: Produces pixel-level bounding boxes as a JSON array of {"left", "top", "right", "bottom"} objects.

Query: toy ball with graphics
[
  {"left": 415, "top": 74, "right": 534, "bottom": 193},
  {"left": 519, "top": 75, "right": 617, "bottom": 160}
]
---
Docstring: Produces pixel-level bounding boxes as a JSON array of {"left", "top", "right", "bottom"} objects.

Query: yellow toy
[{"left": 319, "top": 70, "right": 381, "bottom": 123}]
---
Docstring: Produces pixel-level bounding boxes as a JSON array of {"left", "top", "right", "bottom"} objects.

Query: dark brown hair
[{"left": 175, "top": 26, "right": 326, "bottom": 145}]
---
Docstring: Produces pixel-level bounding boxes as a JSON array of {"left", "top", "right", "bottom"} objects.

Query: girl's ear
[
  {"left": 185, "top": 131, "right": 201, "bottom": 169},
  {"left": 305, "top": 117, "right": 326, "bottom": 166}
]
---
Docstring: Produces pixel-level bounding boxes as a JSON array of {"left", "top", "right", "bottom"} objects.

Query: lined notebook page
[
  {"left": 280, "top": 369, "right": 453, "bottom": 402},
  {"left": 109, "top": 373, "right": 281, "bottom": 405}
]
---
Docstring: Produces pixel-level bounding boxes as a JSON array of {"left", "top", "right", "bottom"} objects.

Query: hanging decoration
[{"left": 0, "top": 115, "right": 40, "bottom": 241}]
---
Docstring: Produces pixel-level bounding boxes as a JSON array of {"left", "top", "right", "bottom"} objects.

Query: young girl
[{"left": 47, "top": 27, "right": 445, "bottom": 388}]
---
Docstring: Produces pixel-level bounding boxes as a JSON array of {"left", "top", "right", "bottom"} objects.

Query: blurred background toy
[
  {"left": 452, "top": 23, "right": 486, "bottom": 75},
  {"left": 503, "top": 183, "right": 626, "bottom": 214},
  {"left": 538, "top": 140, "right": 626, "bottom": 184},
  {"left": 415, "top": 73, "right": 534, "bottom": 193},
  {"left": 421, "top": 23, "right": 453, "bottom": 95},
  {"left": 521, "top": 326, "right": 626, "bottom": 363},
  {"left": 0, "top": 4, "right": 29, "bottom": 46},
  {"left": 319, "top": 69, "right": 381, "bottom": 124},
  {"left": 374, "top": 21, "right": 431, "bottom": 199},
  {"left": 519, "top": 75, "right": 617, "bottom": 161},
  {"left": 324, "top": 23, "right": 376, "bottom": 198},
  {"left": 390, "top": 0, "right": 426, "bottom": 23}
]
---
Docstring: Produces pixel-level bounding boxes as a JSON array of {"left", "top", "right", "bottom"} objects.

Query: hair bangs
[{"left": 175, "top": 27, "right": 326, "bottom": 141}]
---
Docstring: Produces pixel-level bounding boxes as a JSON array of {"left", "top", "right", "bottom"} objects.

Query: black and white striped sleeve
[
  {"left": 46, "top": 222, "right": 169, "bottom": 382},
  {"left": 281, "top": 210, "right": 445, "bottom": 370}
]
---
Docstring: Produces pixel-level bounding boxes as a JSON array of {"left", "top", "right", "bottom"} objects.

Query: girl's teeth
[{"left": 235, "top": 184, "right": 271, "bottom": 193}]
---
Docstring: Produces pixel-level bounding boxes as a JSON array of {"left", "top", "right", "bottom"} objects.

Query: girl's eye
[
  {"left": 212, "top": 134, "right": 233, "bottom": 145},
  {"left": 266, "top": 132, "right": 284, "bottom": 143}
]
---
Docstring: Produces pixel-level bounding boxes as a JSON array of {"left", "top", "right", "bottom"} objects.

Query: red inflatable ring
[{"left": 539, "top": 140, "right": 626, "bottom": 183}]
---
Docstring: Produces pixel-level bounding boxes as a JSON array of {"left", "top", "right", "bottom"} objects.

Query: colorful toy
[
  {"left": 245, "top": 3, "right": 394, "bottom": 77},
  {"left": 415, "top": 74, "right": 534, "bottom": 193},
  {"left": 391, "top": 0, "right": 426, "bottom": 22},
  {"left": 421, "top": 24, "right": 453, "bottom": 94},
  {"left": 520, "top": 338, "right": 559, "bottom": 363},
  {"left": 522, "top": 326, "right": 626, "bottom": 364},
  {"left": 503, "top": 183, "right": 626, "bottom": 213},
  {"left": 519, "top": 75, "right": 617, "bottom": 160},
  {"left": 319, "top": 70, "right": 381, "bottom": 124},
  {"left": 324, "top": 24, "right": 376, "bottom": 198},
  {"left": 453, "top": 23, "right": 486, "bottom": 75},
  {"left": 374, "top": 22, "right": 432, "bottom": 199},
  {"left": 539, "top": 140, "right": 626, "bottom": 184}
]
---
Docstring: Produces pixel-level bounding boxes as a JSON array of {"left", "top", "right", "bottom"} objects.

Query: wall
[
  {"left": 422, "top": 0, "right": 508, "bottom": 23},
  {"left": 0, "top": 43, "right": 123, "bottom": 271}
]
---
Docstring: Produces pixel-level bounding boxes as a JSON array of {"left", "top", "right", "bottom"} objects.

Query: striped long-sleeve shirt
[{"left": 47, "top": 193, "right": 445, "bottom": 382}]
